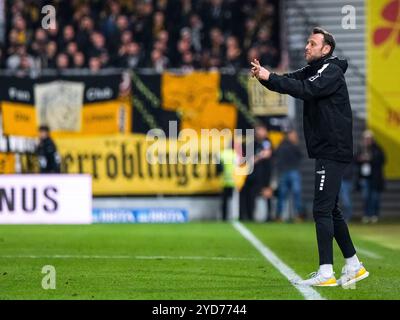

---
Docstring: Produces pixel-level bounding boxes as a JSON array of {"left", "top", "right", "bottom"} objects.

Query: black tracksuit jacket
[
  {"left": 36, "top": 137, "right": 61, "bottom": 173},
  {"left": 259, "top": 55, "right": 353, "bottom": 163}
]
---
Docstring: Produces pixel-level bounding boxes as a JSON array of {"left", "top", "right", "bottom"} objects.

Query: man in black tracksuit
[
  {"left": 251, "top": 27, "right": 369, "bottom": 287},
  {"left": 36, "top": 125, "right": 61, "bottom": 173}
]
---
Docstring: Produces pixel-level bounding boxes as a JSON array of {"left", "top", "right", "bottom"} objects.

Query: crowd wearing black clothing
[{"left": 1, "top": 0, "right": 281, "bottom": 72}]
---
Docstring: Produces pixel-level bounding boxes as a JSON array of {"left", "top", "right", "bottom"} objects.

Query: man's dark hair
[
  {"left": 312, "top": 27, "right": 336, "bottom": 56},
  {"left": 39, "top": 125, "right": 50, "bottom": 132}
]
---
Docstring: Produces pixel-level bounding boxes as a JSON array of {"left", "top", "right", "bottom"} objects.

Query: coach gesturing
[{"left": 251, "top": 27, "right": 369, "bottom": 287}]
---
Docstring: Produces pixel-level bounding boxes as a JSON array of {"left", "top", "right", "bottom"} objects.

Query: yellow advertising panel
[
  {"left": 1, "top": 102, "right": 37, "bottom": 137},
  {"left": 367, "top": 0, "right": 400, "bottom": 178},
  {"left": 82, "top": 99, "right": 132, "bottom": 134},
  {"left": 248, "top": 76, "right": 288, "bottom": 116},
  {"left": 55, "top": 134, "right": 224, "bottom": 195},
  {"left": 0, "top": 153, "right": 15, "bottom": 173}
]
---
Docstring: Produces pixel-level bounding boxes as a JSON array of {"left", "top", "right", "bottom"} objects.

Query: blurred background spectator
[
  {"left": 274, "top": 130, "right": 304, "bottom": 222},
  {"left": 217, "top": 139, "right": 236, "bottom": 221},
  {"left": 240, "top": 123, "right": 273, "bottom": 221},
  {"left": 36, "top": 125, "right": 61, "bottom": 174},
  {"left": 355, "top": 130, "right": 386, "bottom": 224},
  {"left": 0, "top": 0, "right": 281, "bottom": 72},
  {"left": 340, "top": 160, "right": 355, "bottom": 222}
]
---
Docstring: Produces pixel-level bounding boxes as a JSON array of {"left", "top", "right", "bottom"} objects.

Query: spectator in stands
[
  {"left": 152, "top": 11, "right": 166, "bottom": 42},
  {"left": 7, "top": 29, "right": 20, "bottom": 55},
  {"left": 149, "top": 49, "right": 169, "bottom": 72},
  {"left": 208, "top": 53, "right": 222, "bottom": 70},
  {"left": 158, "top": 30, "right": 170, "bottom": 48},
  {"left": 173, "top": 28, "right": 194, "bottom": 68},
  {"left": 180, "top": 51, "right": 197, "bottom": 72},
  {"left": 120, "top": 30, "right": 133, "bottom": 48},
  {"left": 66, "top": 42, "right": 79, "bottom": 59},
  {"left": 356, "top": 130, "right": 386, "bottom": 223},
  {"left": 224, "top": 36, "right": 244, "bottom": 71},
  {"left": 275, "top": 130, "right": 304, "bottom": 222},
  {"left": 188, "top": 13, "right": 204, "bottom": 54},
  {"left": 73, "top": 52, "right": 86, "bottom": 69},
  {"left": 2, "top": 0, "right": 281, "bottom": 71},
  {"left": 89, "top": 56, "right": 102, "bottom": 72},
  {"left": 44, "top": 42, "right": 58, "bottom": 68},
  {"left": 255, "top": 27, "right": 279, "bottom": 68},
  {"left": 47, "top": 22, "right": 59, "bottom": 43},
  {"left": 247, "top": 46, "right": 261, "bottom": 65},
  {"left": 243, "top": 18, "right": 258, "bottom": 51},
  {"left": 340, "top": 160, "right": 355, "bottom": 222},
  {"left": 200, "top": 0, "right": 232, "bottom": 33},
  {"left": 90, "top": 32, "right": 107, "bottom": 58},
  {"left": 208, "top": 28, "right": 225, "bottom": 64},
  {"left": 18, "top": 54, "right": 35, "bottom": 71},
  {"left": 36, "top": 125, "right": 61, "bottom": 174},
  {"left": 56, "top": 53, "right": 69, "bottom": 70},
  {"left": 119, "top": 42, "right": 143, "bottom": 69},
  {"left": 31, "top": 29, "right": 48, "bottom": 68},
  {"left": 132, "top": 2, "right": 153, "bottom": 50},
  {"left": 100, "top": 0, "right": 122, "bottom": 42},
  {"left": 76, "top": 16, "right": 95, "bottom": 56},
  {"left": 6, "top": 45, "right": 36, "bottom": 70},
  {"left": 12, "top": 15, "right": 30, "bottom": 46},
  {"left": 59, "top": 25, "right": 76, "bottom": 51}
]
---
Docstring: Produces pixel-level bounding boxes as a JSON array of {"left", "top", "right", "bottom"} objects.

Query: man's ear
[{"left": 322, "top": 44, "right": 331, "bottom": 56}]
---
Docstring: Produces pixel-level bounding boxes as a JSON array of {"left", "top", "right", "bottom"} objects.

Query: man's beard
[{"left": 306, "top": 53, "right": 324, "bottom": 64}]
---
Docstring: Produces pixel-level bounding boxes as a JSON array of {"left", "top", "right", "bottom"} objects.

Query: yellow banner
[
  {"left": 81, "top": 99, "right": 132, "bottom": 135},
  {"left": 248, "top": 76, "right": 288, "bottom": 116},
  {"left": 1, "top": 99, "right": 131, "bottom": 138},
  {"left": 367, "top": 0, "right": 400, "bottom": 178},
  {"left": 162, "top": 71, "right": 237, "bottom": 132},
  {"left": 0, "top": 153, "right": 15, "bottom": 173},
  {"left": 1, "top": 102, "right": 37, "bottom": 137},
  {"left": 55, "top": 134, "right": 223, "bottom": 195}
]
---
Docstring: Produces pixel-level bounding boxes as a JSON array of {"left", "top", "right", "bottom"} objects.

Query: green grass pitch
[{"left": 0, "top": 222, "right": 399, "bottom": 300}]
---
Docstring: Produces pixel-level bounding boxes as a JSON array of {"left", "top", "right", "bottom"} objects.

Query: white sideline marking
[
  {"left": 0, "top": 254, "right": 255, "bottom": 261},
  {"left": 232, "top": 221, "right": 325, "bottom": 300},
  {"left": 355, "top": 247, "right": 382, "bottom": 260}
]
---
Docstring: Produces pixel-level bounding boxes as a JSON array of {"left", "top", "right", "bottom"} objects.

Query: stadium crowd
[{"left": 0, "top": 0, "right": 281, "bottom": 72}]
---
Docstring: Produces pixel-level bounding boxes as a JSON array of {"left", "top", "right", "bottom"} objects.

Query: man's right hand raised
[{"left": 251, "top": 59, "right": 271, "bottom": 81}]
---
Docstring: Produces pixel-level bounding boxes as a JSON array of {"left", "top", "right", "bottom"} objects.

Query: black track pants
[{"left": 313, "top": 159, "right": 357, "bottom": 265}]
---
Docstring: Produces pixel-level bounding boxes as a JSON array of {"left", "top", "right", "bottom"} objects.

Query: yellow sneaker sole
[
  {"left": 315, "top": 282, "right": 338, "bottom": 287},
  {"left": 314, "top": 278, "right": 338, "bottom": 287},
  {"left": 341, "top": 270, "right": 369, "bottom": 288}
]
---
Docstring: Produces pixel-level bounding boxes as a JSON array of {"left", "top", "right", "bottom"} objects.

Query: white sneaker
[
  {"left": 293, "top": 271, "right": 338, "bottom": 287},
  {"left": 337, "top": 263, "right": 369, "bottom": 287},
  {"left": 370, "top": 216, "right": 378, "bottom": 224}
]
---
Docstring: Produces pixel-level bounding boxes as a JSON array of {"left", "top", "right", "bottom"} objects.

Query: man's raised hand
[{"left": 251, "top": 59, "right": 270, "bottom": 81}]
